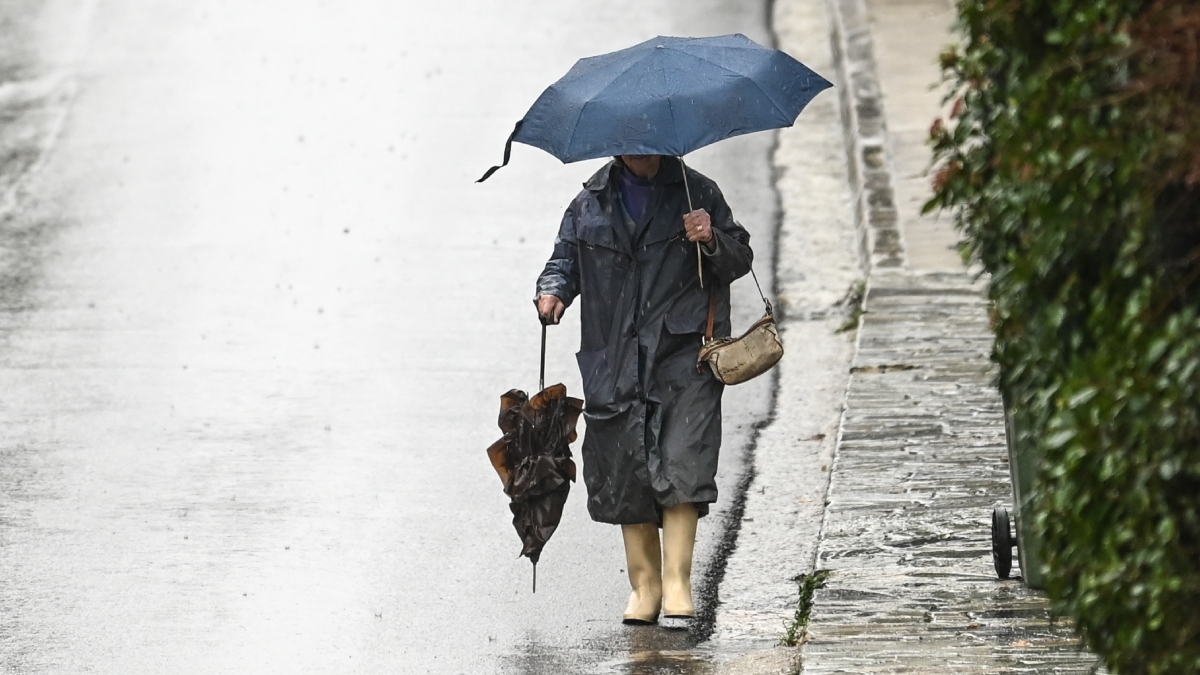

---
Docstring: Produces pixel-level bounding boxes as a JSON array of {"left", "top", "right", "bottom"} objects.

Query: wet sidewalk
[
  {"left": 797, "top": 0, "right": 1103, "bottom": 671},
  {"left": 802, "top": 273, "right": 1100, "bottom": 673}
]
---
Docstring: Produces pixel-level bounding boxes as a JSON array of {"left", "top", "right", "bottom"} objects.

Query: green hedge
[{"left": 929, "top": 1, "right": 1200, "bottom": 672}]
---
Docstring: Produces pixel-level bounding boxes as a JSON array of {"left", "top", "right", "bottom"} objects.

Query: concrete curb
[{"left": 824, "top": 0, "right": 906, "bottom": 270}]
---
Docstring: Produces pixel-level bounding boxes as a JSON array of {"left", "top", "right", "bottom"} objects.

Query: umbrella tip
[{"left": 532, "top": 562, "right": 537, "bottom": 594}]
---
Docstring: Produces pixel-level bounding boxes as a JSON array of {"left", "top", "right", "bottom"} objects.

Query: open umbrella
[
  {"left": 476, "top": 33, "right": 832, "bottom": 283},
  {"left": 486, "top": 323, "right": 583, "bottom": 591},
  {"left": 476, "top": 33, "right": 831, "bottom": 177}
]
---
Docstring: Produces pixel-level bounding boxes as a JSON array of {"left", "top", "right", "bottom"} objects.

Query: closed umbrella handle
[{"left": 539, "top": 320, "right": 547, "bottom": 393}]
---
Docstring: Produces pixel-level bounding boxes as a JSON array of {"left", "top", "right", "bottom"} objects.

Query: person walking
[{"left": 535, "top": 154, "right": 752, "bottom": 624}]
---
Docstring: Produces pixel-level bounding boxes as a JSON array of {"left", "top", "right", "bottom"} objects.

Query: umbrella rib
[
  {"left": 665, "top": 95, "right": 683, "bottom": 157},
  {"left": 663, "top": 47, "right": 798, "bottom": 124},
  {"left": 745, "top": 75, "right": 799, "bottom": 128},
  {"left": 561, "top": 56, "right": 652, "bottom": 158},
  {"left": 561, "top": 98, "right": 591, "bottom": 161}
]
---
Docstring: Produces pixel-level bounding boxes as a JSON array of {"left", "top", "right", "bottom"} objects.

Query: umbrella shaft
[
  {"left": 679, "top": 156, "right": 703, "bottom": 289},
  {"left": 540, "top": 323, "right": 546, "bottom": 392}
]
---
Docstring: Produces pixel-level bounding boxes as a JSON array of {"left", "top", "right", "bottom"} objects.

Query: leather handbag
[{"left": 697, "top": 270, "right": 783, "bottom": 385}]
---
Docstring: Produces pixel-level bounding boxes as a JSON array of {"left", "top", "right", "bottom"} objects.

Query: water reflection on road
[{"left": 509, "top": 627, "right": 745, "bottom": 675}]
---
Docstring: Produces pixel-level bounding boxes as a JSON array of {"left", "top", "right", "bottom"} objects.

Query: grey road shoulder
[{"left": 698, "top": 0, "right": 864, "bottom": 671}]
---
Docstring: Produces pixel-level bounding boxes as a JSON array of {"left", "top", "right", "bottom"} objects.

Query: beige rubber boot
[
  {"left": 661, "top": 503, "right": 698, "bottom": 618},
  {"left": 621, "top": 523, "right": 663, "bottom": 624}
]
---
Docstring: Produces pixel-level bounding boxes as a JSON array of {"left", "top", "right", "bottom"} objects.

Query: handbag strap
[
  {"left": 748, "top": 268, "right": 773, "bottom": 316},
  {"left": 705, "top": 287, "right": 717, "bottom": 344},
  {"left": 703, "top": 267, "right": 773, "bottom": 346}
]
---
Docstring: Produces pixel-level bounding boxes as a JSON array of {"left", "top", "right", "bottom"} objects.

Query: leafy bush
[{"left": 928, "top": 1, "right": 1200, "bottom": 672}]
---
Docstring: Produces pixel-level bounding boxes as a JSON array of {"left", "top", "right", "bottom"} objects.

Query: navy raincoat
[{"left": 536, "top": 157, "right": 752, "bottom": 524}]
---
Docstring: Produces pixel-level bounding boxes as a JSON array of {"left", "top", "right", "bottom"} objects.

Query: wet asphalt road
[{"left": 0, "top": 1, "right": 777, "bottom": 672}]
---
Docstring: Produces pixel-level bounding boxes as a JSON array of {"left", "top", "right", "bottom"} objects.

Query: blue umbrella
[{"left": 477, "top": 33, "right": 832, "bottom": 181}]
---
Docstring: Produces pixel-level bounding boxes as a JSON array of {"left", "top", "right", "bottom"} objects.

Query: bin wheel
[{"left": 991, "top": 507, "right": 1014, "bottom": 579}]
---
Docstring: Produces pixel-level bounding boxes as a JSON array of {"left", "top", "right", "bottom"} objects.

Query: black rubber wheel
[{"left": 992, "top": 507, "right": 1013, "bottom": 579}]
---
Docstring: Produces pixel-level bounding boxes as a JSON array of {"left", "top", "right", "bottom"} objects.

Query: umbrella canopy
[
  {"left": 478, "top": 33, "right": 832, "bottom": 180},
  {"left": 486, "top": 383, "right": 583, "bottom": 590}
]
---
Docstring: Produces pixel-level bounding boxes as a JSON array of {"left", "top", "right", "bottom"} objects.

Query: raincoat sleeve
[
  {"left": 535, "top": 201, "right": 581, "bottom": 306},
  {"left": 697, "top": 182, "right": 753, "bottom": 286}
]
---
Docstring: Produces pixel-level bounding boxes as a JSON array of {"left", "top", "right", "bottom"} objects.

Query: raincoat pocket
[
  {"left": 663, "top": 290, "right": 710, "bottom": 336},
  {"left": 660, "top": 293, "right": 714, "bottom": 388},
  {"left": 575, "top": 348, "right": 617, "bottom": 410}
]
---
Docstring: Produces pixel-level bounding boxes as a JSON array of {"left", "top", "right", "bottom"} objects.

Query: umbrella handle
[
  {"left": 539, "top": 321, "right": 546, "bottom": 393},
  {"left": 678, "top": 156, "right": 703, "bottom": 289}
]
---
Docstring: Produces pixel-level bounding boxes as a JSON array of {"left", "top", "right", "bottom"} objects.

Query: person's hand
[
  {"left": 537, "top": 295, "right": 565, "bottom": 324},
  {"left": 684, "top": 209, "right": 714, "bottom": 245}
]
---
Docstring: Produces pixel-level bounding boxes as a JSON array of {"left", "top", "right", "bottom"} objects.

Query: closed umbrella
[{"left": 486, "top": 324, "right": 583, "bottom": 591}]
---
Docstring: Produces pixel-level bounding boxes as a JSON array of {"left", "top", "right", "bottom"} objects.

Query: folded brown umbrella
[{"left": 487, "top": 379, "right": 583, "bottom": 592}]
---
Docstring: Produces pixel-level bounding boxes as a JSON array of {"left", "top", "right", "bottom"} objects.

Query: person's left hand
[{"left": 684, "top": 209, "right": 713, "bottom": 245}]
